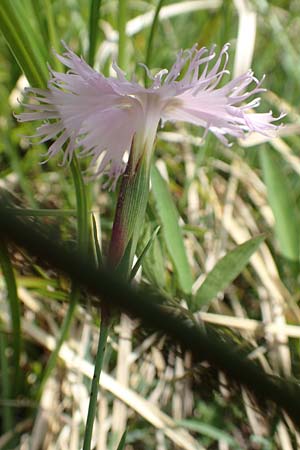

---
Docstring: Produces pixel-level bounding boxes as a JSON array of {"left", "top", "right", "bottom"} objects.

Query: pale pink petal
[{"left": 16, "top": 42, "right": 283, "bottom": 186}]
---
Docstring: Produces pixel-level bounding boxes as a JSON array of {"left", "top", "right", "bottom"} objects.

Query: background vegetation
[{"left": 1, "top": 0, "right": 300, "bottom": 448}]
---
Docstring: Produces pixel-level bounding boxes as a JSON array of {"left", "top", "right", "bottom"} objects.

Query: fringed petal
[{"left": 16, "top": 42, "right": 283, "bottom": 186}]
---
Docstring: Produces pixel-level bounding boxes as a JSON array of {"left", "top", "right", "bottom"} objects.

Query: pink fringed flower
[{"left": 16, "top": 43, "right": 281, "bottom": 187}]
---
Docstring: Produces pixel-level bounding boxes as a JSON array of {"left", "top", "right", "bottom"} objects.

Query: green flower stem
[
  {"left": 118, "top": 0, "right": 127, "bottom": 69},
  {"left": 37, "top": 157, "right": 89, "bottom": 399},
  {"left": 82, "top": 319, "right": 109, "bottom": 450},
  {"left": 83, "top": 144, "right": 151, "bottom": 450},
  {"left": 88, "top": 0, "right": 102, "bottom": 66}
]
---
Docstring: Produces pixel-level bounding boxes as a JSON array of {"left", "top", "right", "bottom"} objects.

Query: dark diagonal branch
[{"left": 0, "top": 196, "right": 300, "bottom": 427}]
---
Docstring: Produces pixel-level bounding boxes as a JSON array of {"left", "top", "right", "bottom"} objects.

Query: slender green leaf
[
  {"left": 137, "top": 220, "right": 166, "bottom": 288},
  {"left": 260, "top": 147, "right": 300, "bottom": 262},
  {"left": 82, "top": 323, "right": 109, "bottom": 450},
  {"left": 0, "top": 330, "right": 13, "bottom": 432},
  {"left": 151, "top": 165, "right": 193, "bottom": 294},
  {"left": 0, "top": 239, "right": 21, "bottom": 394},
  {"left": 92, "top": 214, "right": 103, "bottom": 268},
  {"left": 130, "top": 225, "right": 160, "bottom": 281},
  {"left": 0, "top": 0, "right": 48, "bottom": 87},
  {"left": 118, "top": 0, "right": 127, "bottom": 68},
  {"left": 116, "top": 430, "right": 127, "bottom": 450},
  {"left": 177, "top": 420, "right": 240, "bottom": 449},
  {"left": 144, "top": 0, "right": 165, "bottom": 86},
  {"left": 71, "top": 157, "right": 90, "bottom": 258},
  {"left": 88, "top": 0, "right": 102, "bottom": 66},
  {"left": 44, "top": 0, "right": 63, "bottom": 71},
  {"left": 193, "top": 235, "right": 264, "bottom": 310}
]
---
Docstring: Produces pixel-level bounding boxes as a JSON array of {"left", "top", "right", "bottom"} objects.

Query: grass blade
[
  {"left": 88, "top": 0, "right": 102, "bottom": 66},
  {"left": 0, "top": 0, "right": 47, "bottom": 87},
  {"left": 118, "top": 0, "right": 127, "bottom": 68},
  {"left": 151, "top": 165, "right": 193, "bottom": 294},
  {"left": 130, "top": 225, "right": 160, "bottom": 281},
  {"left": 0, "top": 330, "right": 13, "bottom": 432},
  {"left": 177, "top": 419, "right": 240, "bottom": 448},
  {"left": 44, "top": 0, "right": 63, "bottom": 71},
  {"left": 144, "top": 0, "right": 165, "bottom": 86},
  {"left": 91, "top": 214, "right": 103, "bottom": 268},
  {"left": 116, "top": 430, "right": 127, "bottom": 450},
  {"left": 82, "top": 322, "right": 109, "bottom": 450},
  {"left": 0, "top": 239, "right": 21, "bottom": 394},
  {"left": 260, "top": 147, "right": 300, "bottom": 262}
]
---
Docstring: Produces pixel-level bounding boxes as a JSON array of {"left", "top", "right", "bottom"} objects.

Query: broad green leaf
[
  {"left": 260, "top": 147, "right": 300, "bottom": 262},
  {"left": 151, "top": 165, "right": 193, "bottom": 294},
  {"left": 193, "top": 235, "right": 264, "bottom": 310}
]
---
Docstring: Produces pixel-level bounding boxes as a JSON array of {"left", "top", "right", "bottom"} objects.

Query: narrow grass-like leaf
[
  {"left": 0, "top": 0, "right": 48, "bottom": 87},
  {"left": 28, "top": 0, "right": 48, "bottom": 44},
  {"left": 193, "top": 235, "right": 264, "bottom": 311},
  {"left": 116, "top": 430, "right": 127, "bottom": 450},
  {"left": 44, "top": 0, "right": 63, "bottom": 71},
  {"left": 144, "top": 0, "right": 165, "bottom": 87},
  {"left": 0, "top": 330, "right": 13, "bottom": 432},
  {"left": 260, "top": 147, "right": 300, "bottom": 262},
  {"left": 151, "top": 165, "right": 193, "bottom": 294},
  {"left": 130, "top": 225, "right": 160, "bottom": 281},
  {"left": 0, "top": 239, "right": 21, "bottom": 394},
  {"left": 88, "top": 0, "right": 102, "bottom": 66},
  {"left": 71, "top": 158, "right": 90, "bottom": 257},
  {"left": 82, "top": 322, "right": 109, "bottom": 450},
  {"left": 91, "top": 214, "right": 103, "bottom": 268},
  {"left": 118, "top": 0, "right": 127, "bottom": 68},
  {"left": 177, "top": 420, "right": 240, "bottom": 449},
  {"left": 137, "top": 220, "right": 166, "bottom": 288},
  {"left": 15, "top": 0, "right": 47, "bottom": 60},
  {"left": 1, "top": 3, "right": 91, "bottom": 409}
]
